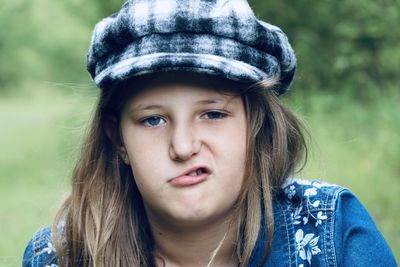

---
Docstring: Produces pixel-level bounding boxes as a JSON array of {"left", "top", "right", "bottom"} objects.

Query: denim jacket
[{"left": 22, "top": 179, "right": 397, "bottom": 266}]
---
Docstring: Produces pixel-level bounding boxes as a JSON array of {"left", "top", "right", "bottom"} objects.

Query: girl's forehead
[{"left": 127, "top": 82, "right": 240, "bottom": 111}]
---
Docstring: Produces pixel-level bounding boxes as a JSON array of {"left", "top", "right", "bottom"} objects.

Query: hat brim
[{"left": 94, "top": 52, "right": 274, "bottom": 89}]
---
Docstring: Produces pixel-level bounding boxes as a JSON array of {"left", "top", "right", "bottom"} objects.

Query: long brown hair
[{"left": 53, "top": 74, "right": 307, "bottom": 267}]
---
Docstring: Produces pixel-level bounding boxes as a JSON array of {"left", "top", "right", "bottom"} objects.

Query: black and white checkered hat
[{"left": 87, "top": 0, "right": 297, "bottom": 95}]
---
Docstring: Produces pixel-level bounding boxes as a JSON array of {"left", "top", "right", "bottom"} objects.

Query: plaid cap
[{"left": 87, "top": 0, "right": 296, "bottom": 95}]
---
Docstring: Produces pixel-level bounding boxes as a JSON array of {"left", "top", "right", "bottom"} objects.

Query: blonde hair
[{"left": 53, "top": 74, "right": 306, "bottom": 267}]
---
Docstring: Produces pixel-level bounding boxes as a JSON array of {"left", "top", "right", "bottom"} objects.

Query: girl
[{"left": 23, "top": 0, "right": 396, "bottom": 266}]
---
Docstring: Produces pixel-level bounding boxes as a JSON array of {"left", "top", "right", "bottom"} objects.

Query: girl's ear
[{"left": 104, "top": 114, "right": 130, "bottom": 165}]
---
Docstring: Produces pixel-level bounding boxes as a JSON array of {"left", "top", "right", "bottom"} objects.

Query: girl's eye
[
  {"left": 142, "top": 116, "right": 166, "bottom": 127},
  {"left": 202, "top": 111, "right": 227, "bottom": 120}
]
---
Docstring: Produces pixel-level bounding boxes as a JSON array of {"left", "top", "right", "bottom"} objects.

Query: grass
[
  {"left": 0, "top": 84, "right": 398, "bottom": 265},
  {"left": 0, "top": 83, "right": 95, "bottom": 266}
]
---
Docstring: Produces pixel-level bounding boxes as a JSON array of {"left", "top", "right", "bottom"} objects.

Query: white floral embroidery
[
  {"left": 315, "top": 211, "right": 328, "bottom": 227},
  {"left": 284, "top": 185, "right": 296, "bottom": 199},
  {"left": 42, "top": 242, "right": 56, "bottom": 254},
  {"left": 283, "top": 180, "right": 333, "bottom": 266},
  {"left": 304, "top": 187, "right": 318, "bottom": 197},
  {"left": 292, "top": 206, "right": 303, "bottom": 225},
  {"left": 291, "top": 200, "right": 322, "bottom": 227},
  {"left": 295, "top": 229, "right": 321, "bottom": 265},
  {"left": 311, "top": 200, "right": 320, "bottom": 208}
]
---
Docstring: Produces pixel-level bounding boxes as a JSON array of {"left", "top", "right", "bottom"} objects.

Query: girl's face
[{"left": 120, "top": 81, "right": 247, "bottom": 228}]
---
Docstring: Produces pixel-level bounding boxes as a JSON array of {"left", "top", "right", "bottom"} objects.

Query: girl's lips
[
  {"left": 169, "top": 173, "right": 208, "bottom": 187},
  {"left": 168, "top": 166, "right": 210, "bottom": 187}
]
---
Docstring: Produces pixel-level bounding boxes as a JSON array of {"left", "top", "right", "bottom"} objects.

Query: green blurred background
[{"left": 1, "top": 0, "right": 399, "bottom": 265}]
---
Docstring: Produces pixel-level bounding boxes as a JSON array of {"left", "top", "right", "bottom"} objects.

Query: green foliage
[
  {"left": 0, "top": 0, "right": 93, "bottom": 91},
  {"left": 249, "top": 0, "right": 400, "bottom": 94},
  {"left": 0, "top": 0, "right": 32, "bottom": 88},
  {"left": 63, "top": 0, "right": 124, "bottom": 26}
]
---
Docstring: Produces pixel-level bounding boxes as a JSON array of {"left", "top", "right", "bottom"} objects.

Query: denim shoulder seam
[
  {"left": 276, "top": 200, "right": 294, "bottom": 266},
  {"left": 327, "top": 187, "right": 348, "bottom": 267}
]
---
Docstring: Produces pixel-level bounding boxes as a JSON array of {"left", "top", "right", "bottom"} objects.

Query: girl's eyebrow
[
  {"left": 130, "top": 98, "right": 227, "bottom": 112},
  {"left": 194, "top": 99, "right": 225, "bottom": 105},
  {"left": 131, "top": 104, "right": 165, "bottom": 112}
]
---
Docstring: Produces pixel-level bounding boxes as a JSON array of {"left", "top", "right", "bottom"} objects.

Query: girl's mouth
[{"left": 169, "top": 167, "right": 210, "bottom": 187}]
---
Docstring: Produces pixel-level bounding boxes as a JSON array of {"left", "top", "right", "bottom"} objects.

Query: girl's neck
[{"left": 148, "top": 216, "right": 238, "bottom": 267}]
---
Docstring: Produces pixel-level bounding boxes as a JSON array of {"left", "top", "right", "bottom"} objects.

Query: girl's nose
[{"left": 169, "top": 124, "right": 201, "bottom": 161}]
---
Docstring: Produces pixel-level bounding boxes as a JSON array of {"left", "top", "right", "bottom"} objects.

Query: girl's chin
[{"left": 154, "top": 206, "right": 235, "bottom": 229}]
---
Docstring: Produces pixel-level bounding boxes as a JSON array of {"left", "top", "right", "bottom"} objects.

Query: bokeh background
[{"left": 1, "top": 0, "right": 399, "bottom": 265}]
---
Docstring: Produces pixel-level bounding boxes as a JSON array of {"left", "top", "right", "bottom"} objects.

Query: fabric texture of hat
[{"left": 87, "top": 0, "right": 297, "bottom": 95}]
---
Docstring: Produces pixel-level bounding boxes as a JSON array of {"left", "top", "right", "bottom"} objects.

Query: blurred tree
[
  {"left": 0, "top": 1, "right": 33, "bottom": 89},
  {"left": 249, "top": 0, "right": 400, "bottom": 95},
  {"left": 64, "top": 0, "right": 124, "bottom": 26},
  {"left": 0, "top": 0, "right": 97, "bottom": 93}
]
